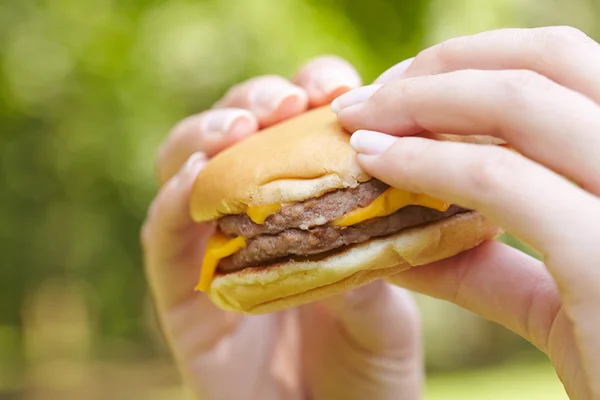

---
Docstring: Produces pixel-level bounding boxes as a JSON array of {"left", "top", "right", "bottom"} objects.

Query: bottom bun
[{"left": 207, "top": 211, "right": 501, "bottom": 314}]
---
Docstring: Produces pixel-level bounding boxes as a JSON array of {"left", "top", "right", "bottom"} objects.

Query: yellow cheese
[
  {"left": 195, "top": 232, "right": 246, "bottom": 291},
  {"left": 332, "top": 188, "right": 449, "bottom": 227},
  {"left": 246, "top": 203, "right": 282, "bottom": 224},
  {"left": 197, "top": 188, "right": 448, "bottom": 289}
]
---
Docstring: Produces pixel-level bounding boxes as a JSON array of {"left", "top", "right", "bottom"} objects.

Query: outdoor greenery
[{"left": 1, "top": 0, "right": 597, "bottom": 397}]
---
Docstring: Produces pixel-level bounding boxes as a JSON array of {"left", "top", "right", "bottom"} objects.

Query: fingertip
[
  {"left": 349, "top": 129, "right": 398, "bottom": 155},
  {"left": 202, "top": 108, "right": 257, "bottom": 136},
  {"left": 331, "top": 84, "right": 381, "bottom": 116},
  {"left": 335, "top": 104, "right": 361, "bottom": 132},
  {"left": 293, "top": 55, "right": 362, "bottom": 107},
  {"left": 270, "top": 88, "right": 309, "bottom": 124},
  {"left": 201, "top": 108, "right": 259, "bottom": 153},
  {"left": 227, "top": 111, "right": 259, "bottom": 141},
  {"left": 252, "top": 83, "right": 309, "bottom": 127}
]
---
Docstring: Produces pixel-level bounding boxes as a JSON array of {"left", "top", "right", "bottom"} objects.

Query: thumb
[{"left": 300, "top": 281, "right": 423, "bottom": 399}]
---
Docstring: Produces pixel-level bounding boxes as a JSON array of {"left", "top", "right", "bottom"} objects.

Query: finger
[
  {"left": 143, "top": 154, "right": 296, "bottom": 399},
  {"left": 156, "top": 108, "right": 258, "bottom": 186},
  {"left": 351, "top": 134, "right": 600, "bottom": 392},
  {"left": 385, "top": 240, "right": 585, "bottom": 399},
  {"left": 292, "top": 55, "right": 362, "bottom": 108},
  {"left": 334, "top": 70, "right": 600, "bottom": 194},
  {"left": 213, "top": 75, "right": 308, "bottom": 127},
  {"left": 389, "top": 241, "right": 561, "bottom": 352},
  {"left": 143, "top": 152, "right": 241, "bottom": 347},
  {"left": 397, "top": 26, "right": 600, "bottom": 104},
  {"left": 373, "top": 57, "right": 414, "bottom": 84},
  {"left": 350, "top": 133, "right": 600, "bottom": 297},
  {"left": 300, "top": 281, "right": 422, "bottom": 399},
  {"left": 143, "top": 152, "right": 215, "bottom": 309}
]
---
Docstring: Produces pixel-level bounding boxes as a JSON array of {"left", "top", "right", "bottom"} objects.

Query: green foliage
[
  {"left": 0, "top": 0, "right": 597, "bottom": 370},
  {"left": 0, "top": 0, "right": 435, "bottom": 358}
]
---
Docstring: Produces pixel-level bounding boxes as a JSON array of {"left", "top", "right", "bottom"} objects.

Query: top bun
[
  {"left": 190, "top": 106, "right": 370, "bottom": 222},
  {"left": 189, "top": 105, "right": 507, "bottom": 223}
]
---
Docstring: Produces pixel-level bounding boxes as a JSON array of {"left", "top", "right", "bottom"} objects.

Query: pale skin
[
  {"left": 142, "top": 56, "right": 423, "bottom": 399},
  {"left": 141, "top": 26, "right": 600, "bottom": 399},
  {"left": 333, "top": 26, "right": 600, "bottom": 399}
]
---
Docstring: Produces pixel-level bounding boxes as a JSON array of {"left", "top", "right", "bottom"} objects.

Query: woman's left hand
[{"left": 142, "top": 55, "right": 424, "bottom": 400}]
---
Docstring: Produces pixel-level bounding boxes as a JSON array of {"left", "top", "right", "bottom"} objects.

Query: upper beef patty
[{"left": 218, "top": 179, "right": 389, "bottom": 238}]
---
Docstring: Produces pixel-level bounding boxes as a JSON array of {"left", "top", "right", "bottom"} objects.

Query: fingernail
[
  {"left": 202, "top": 109, "right": 254, "bottom": 136},
  {"left": 350, "top": 130, "right": 397, "bottom": 155},
  {"left": 374, "top": 57, "right": 415, "bottom": 84},
  {"left": 183, "top": 152, "right": 207, "bottom": 174},
  {"left": 314, "top": 72, "right": 360, "bottom": 99},
  {"left": 252, "top": 84, "right": 307, "bottom": 115},
  {"left": 330, "top": 84, "right": 382, "bottom": 113}
]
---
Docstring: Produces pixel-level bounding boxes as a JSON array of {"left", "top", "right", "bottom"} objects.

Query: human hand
[
  {"left": 141, "top": 56, "right": 423, "bottom": 399},
  {"left": 332, "top": 26, "right": 600, "bottom": 399}
]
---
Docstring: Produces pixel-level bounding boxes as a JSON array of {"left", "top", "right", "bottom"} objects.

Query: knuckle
[
  {"left": 465, "top": 147, "right": 514, "bottom": 197},
  {"left": 392, "top": 137, "right": 433, "bottom": 190},
  {"left": 415, "top": 36, "right": 466, "bottom": 71},
  {"left": 388, "top": 77, "right": 424, "bottom": 129},
  {"left": 524, "top": 277, "right": 561, "bottom": 354},
  {"left": 386, "top": 77, "right": 412, "bottom": 107},
  {"left": 540, "top": 25, "right": 592, "bottom": 49},
  {"left": 496, "top": 70, "right": 554, "bottom": 109},
  {"left": 533, "top": 26, "right": 596, "bottom": 66}
]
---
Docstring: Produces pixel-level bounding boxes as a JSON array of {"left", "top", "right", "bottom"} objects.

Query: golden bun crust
[
  {"left": 189, "top": 106, "right": 507, "bottom": 223},
  {"left": 190, "top": 106, "right": 370, "bottom": 222},
  {"left": 207, "top": 211, "right": 502, "bottom": 314}
]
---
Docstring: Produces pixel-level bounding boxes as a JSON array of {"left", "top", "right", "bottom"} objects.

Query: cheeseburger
[{"left": 190, "top": 106, "right": 501, "bottom": 314}]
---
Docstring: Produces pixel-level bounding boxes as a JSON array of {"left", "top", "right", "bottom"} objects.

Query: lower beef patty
[{"left": 218, "top": 204, "right": 467, "bottom": 272}]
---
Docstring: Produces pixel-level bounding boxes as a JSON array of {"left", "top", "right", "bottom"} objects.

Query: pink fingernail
[
  {"left": 183, "top": 152, "right": 207, "bottom": 173},
  {"left": 314, "top": 71, "right": 360, "bottom": 98},
  {"left": 350, "top": 130, "right": 397, "bottom": 155},
  {"left": 252, "top": 84, "right": 308, "bottom": 115},
  {"left": 330, "top": 84, "right": 382, "bottom": 113},
  {"left": 202, "top": 109, "right": 254, "bottom": 136}
]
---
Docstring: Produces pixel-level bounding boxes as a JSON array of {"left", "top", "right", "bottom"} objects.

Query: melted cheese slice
[
  {"left": 196, "top": 188, "right": 449, "bottom": 290},
  {"left": 332, "top": 187, "right": 449, "bottom": 227},
  {"left": 195, "top": 232, "right": 246, "bottom": 291},
  {"left": 247, "top": 203, "right": 282, "bottom": 224}
]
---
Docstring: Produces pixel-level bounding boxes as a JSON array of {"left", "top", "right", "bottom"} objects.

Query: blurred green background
[{"left": 2, "top": 0, "right": 597, "bottom": 398}]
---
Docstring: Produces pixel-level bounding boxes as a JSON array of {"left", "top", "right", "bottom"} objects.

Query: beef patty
[
  {"left": 218, "top": 179, "right": 389, "bottom": 238},
  {"left": 218, "top": 204, "right": 466, "bottom": 272},
  {"left": 215, "top": 179, "right": 466, "bottom": 272}
]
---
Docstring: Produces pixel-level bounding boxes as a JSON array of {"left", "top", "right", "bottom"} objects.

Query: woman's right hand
[{"left": 332, "top": 26, "right": 600, "bottom": 399}]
